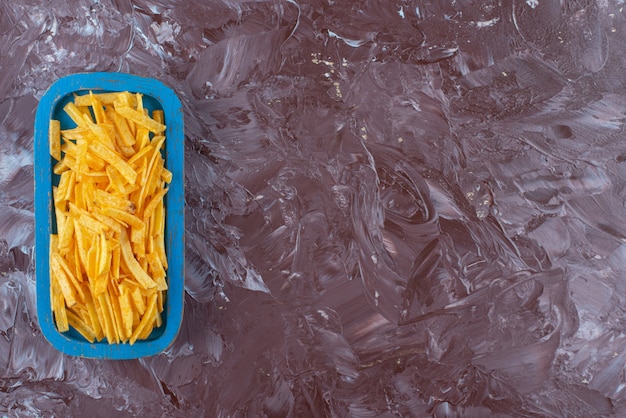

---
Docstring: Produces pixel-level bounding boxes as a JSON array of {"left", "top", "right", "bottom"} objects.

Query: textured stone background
[{"left": 1, "top": 0, "right": 626, "bottom": 416}]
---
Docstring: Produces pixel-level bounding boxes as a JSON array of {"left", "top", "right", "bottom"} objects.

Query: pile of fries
[{"left": 49, "top": 91, "right": 170, "bottom": 345}]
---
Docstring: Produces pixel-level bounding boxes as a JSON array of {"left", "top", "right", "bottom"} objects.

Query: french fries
[{"left": 50, "top": 91, "right": 170, "bottom": 344}]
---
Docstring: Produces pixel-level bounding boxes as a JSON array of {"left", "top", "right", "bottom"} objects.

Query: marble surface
[{"left": 2, "top": 0, "right": 626, "bottom": 416}]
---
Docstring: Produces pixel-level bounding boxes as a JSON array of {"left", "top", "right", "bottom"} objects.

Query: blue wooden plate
[{"left": 34, "top": 72, "right": 184, "bottom": 359}]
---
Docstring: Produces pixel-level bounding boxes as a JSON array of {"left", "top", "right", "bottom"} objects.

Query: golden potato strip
[
  {"left": 161, "top": 167, "right": 172, "bottom": 184},
  {"left": 88, "top": 142, "right": 137, "bottom": 185},
  {"left": 61, "top": 126, "right": 90, "bottom": 141},
  {"left": 66, "top": 310, "right": 96, "bottom": 343},
  {"left": 151, "top": 201, "right": 164, "bottom": 237},
  {"left": 51, "top": 234, "right": 60, "bottom": 257},
  {"left": 78, "top": 213, "right": 108, "bottom": 235},
  {"left": 105, "top": 165, "right": 138, "bottom": 195},
  {"left": 135, "top": 93, "right": 144, "bottom": 113},
  {"left": 81, "top": 285, "right": 104, "bottom": 341},
  {"left": 53, "top": 157, "right": 73, "bottom": 175},
  {"left": 113, "top": 91, "right": 133, "bottom": 109},
  {"left": 73, "top": 243, "right": 84, "bottom": 282},
  {"left": 75, "top": 92, "right": 136, "bottom": 107},
  {"left": 153, "top": 235, "right": 167, "bottom": 271},
  {"left": 135, "top": 127, "right": 150, "bottom": 152},
  {"left": 97, "top": 293, "right": 117, "bottom": 344},
  {"left": 97, "top": 232, "right": 112, "bottom": 282},
  {"left": 50, "top": 120, "right": 61, "bottom": 161},
  {"left": 115, "top": 106, "right": 166, "bottom": 134},
  {"left": 83, "top": 116, "right": 115, "bottom": 147},
  {"left": 92, "top": 210, "right": 124, "bottom": 234},
  {"left": 54, "top": 201, "right": 65, "bottom": 235},
  {"left": 119, "top": 288, "right": 134, "bottom": 339},
  {"left": 50, "top": 235, "right": 70, "bottom": 332},
  {"left": 130, "top": 293, "right": 157, "bottom": 345},
  {"left": 109, "top": 108, "right": 136, "bottom": 147},
  {"left": 143, "top": 188, "right": 168, "bottom": 221},
  {"left": 74, "top": 93, "right": 104, "bottom": 107},
  {"left": 60, "top": 141, "right": 77, "bottom": 159},
  {"left": 58, "top": 217, "right": 74, "bottom": 255},
  {"left": 130, "top": 286, "right": 146, "bottom": 315},
  {"left": 139, "top": 310, "right": 159, "bottom": 340},
  {"left": 87, "top": 245, "right": 100, "bottom": 293},
  {"left": 152, "top": 110, "right": 164, "bottom": 124},
  {"left": 75, "top": 140, "right": 89, "bottom": 178},
  {"left": 51, "top": 254, "right": 78, "bottom": 307},
  {"left": 76, "top": 105, "right": 93, "bottom": 122},
  {"left": 126, "top": 144, "right": 153, "bottom": 167},
  {"left": 94, "top": 189, "right": 136, "bottom": 213},
  {"left": 82, "top": 171, "right": 109, "bottom": 184},
  {"left": 73, "top": 218, "right": 89, "bottom": 269},
  {"left": 111, "top": 244, "right": 121, "bottom": 281},
  {"left": 157, "top": 290, "right": 164, "bottom": 314},
  {"left": 55, "top": 170, "right": 75, "bottom": 206},
  {"left": 119, "top": 229, "right": 157, "bottom": 290},
  {"left": 101, "top": 206, "right": 144, "bottom": 229},
  {"left": 108, "top": 280, "right": 126, "bottom": 342},
  {"left": 52, "top": 252, "right": 84, "bottom": 301},
  {"left": 65, "top": 240, "right": 80, "bottom": 280},
  {"left": 52, "top": 285, "right": 69, "bottom": 333},
  {"left": 146, "top": 253, "right": 168, "bottom": 291},
  {"left": 89, "top": 91, "right": 107, "bottom": 125},
  {"left": 136, "top": 137, "right": 165, "bottom": 210},
  {"left": 86, "top": 154, "right": 106, "bottom": 171},
  {"left": 130, "top": 224, "right": 144, "bottom": 244},
  {"left": 63, "top": 102, "right": 88, "bottom": 127},
  {"left": 133, "top": 233, "right": 146, "bottom": 259}
]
